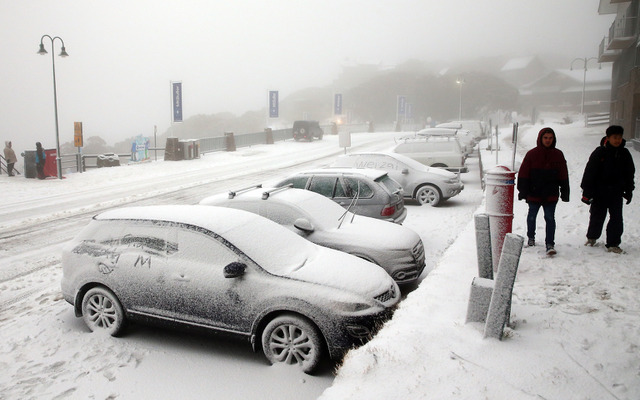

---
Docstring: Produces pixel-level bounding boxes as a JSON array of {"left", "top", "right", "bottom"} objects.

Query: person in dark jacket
[
  {"left": 580, "top": 125, "right": 635, "bottom": 254},
  {"left": 35, "top": 142, "right": 46, "bottom": 179},
  {"left": 517, "top": 127, "right": 570, "bottom": 255}
]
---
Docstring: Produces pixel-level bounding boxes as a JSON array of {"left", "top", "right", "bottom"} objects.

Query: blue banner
[
  {"left": 269, "top": 90, "right": 279, "bottom": 118},
  {"left": 172, "top": 82, "right": 183, "bottom": 123},
  {"left": 397, "top": 95, "right": 406, "bottom": 117},
  {"left": 334, "top": 93, "right": 343, "bottom": 115}
]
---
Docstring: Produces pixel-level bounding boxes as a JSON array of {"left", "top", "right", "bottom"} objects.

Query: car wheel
[
  {"left": 416, "top": 184, "right": 441, "bottom": 206},
  {"left": 262, "top": 314, "right": 324, "bottom": 374},
  {"left": 81, "top": 287, "right": 125, "bottom": 336}
]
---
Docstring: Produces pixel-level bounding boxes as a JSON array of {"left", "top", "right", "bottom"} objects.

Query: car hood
[
  {"left": 283, "top": 246, "right": 395, "bottom": 298},
  {"left": 315, "top": 216, "right": 419, "bottom": 251}
]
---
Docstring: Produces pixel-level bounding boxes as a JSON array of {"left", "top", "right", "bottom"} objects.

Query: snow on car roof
[{"left": 295, "top": 168, "right": 389, "bottom": 179}]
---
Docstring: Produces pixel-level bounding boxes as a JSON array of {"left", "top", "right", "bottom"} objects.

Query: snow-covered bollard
[
  {"left": 484, "top": 166, "right": 516, "bottom": 274},
  {"left": 474, "top": 213, "right": 493, "bottom": 279},
  {"left": 483, "top": 233, "right": 524, "bottom": 340},
  {"left": 465, "top": 276, "right": 493, "bottom": 323}
]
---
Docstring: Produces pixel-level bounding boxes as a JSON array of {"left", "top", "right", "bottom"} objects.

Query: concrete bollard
[
  {"left": 465, "top": 277, "right": 494, "bottom": 323},
  {"left": 474, "top": 214, "right": 493, "bottom": 279},
  {"left": 483, "top": 233, "right": 524, "bottom": 340}
]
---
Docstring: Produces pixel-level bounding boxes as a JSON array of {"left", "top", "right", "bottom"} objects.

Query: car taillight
[{"left": 381, "top": 205, "right": 395, "bottom": 217}]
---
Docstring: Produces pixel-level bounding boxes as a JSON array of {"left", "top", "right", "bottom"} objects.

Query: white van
[{"left": 393, "top": 132, "right": 468, "bottom": 173}]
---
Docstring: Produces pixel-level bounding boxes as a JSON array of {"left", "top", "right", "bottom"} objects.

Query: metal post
[{"left": 38, "top": 35, "right": 68, "bottom": 180}]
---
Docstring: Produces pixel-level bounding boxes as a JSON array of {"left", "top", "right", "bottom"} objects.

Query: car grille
[{"left": 374, "top": 285, "right": 397, "bottom": 303}]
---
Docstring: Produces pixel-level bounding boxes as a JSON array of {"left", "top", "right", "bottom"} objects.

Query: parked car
[
  {"left": 292, "top": 120, "right": 324, "bottom": 141},
  {"left": 200, "top": 186, "right": 426, "bottom": 283},
  {"left": 416, "top": 127, "right": 475, "bottom": 156},
  {"left": 273, "top": 168, "right": 407, "bottom": 224},
  {"left": 437, "top": 120, "right": 486, "bottom": 140},
  {"left": 330, "top": 152, "right": 464, "bottom": 206},
  {"left": 96, "top": 153, "right": 120, "bottom": 168},
  {"left": 393, "top": 133, "right": 468, "bottom": 173},
  {"left": 61, "top": 205, "right": 400, "bottom": 374}
]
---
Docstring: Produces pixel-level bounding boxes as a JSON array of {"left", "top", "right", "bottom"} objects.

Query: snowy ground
[
  {"left": 1, "top": 119, "right": 638, "bottom": 399},
  {"left": 321, "top": 119, "right": 640, "bottom": 400},
  {"left": 0, "top": 130, "right": 483, "bottom": 399}
]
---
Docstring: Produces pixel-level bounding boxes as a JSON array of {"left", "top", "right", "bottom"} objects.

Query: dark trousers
[
  {"left": 7, "top": 162, "right": 15, "bottom": 176},
  {"left": 526, "top": 202, "right": 557, "bottom": 246},
  {"left": 587, "top": 195, "right": 623, "bottom": 247},
  {"left": 36, "top": 163, "right": 45, "bottom": 179}
]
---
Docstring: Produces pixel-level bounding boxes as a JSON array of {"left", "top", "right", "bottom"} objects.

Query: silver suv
[
  {"left": 330, "top": 152, "right": 464, "bottom": 206},
  {"left": 274, "top": 168, "right": 406, "bottom": 224},
  {"left": 200, "top": 186, "right": 426, "bottom": 283}
]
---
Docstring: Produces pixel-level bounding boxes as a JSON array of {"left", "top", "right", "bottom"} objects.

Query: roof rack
[
  {"left": 228, "top": 184, "right": 262, "bottom": 199},
  {"left": 262, "top": 184, "right": 293, "bottom": 200}
]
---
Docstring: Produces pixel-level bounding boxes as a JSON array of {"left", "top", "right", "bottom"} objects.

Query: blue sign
[
  {"left": 397, "top": 95, "right": 406, "bottom": 117},
  {"left": 406, "top": 103, "right": 413, "bottom": 119},
  {"left": 269, "top": 90, "right": 279, "bottom": 118},
  {"left": 172, "top": 82, "right": 183, "bottom": 123},
  {"left": 334, "top": 93, "right": 343, "bottom": 115}
]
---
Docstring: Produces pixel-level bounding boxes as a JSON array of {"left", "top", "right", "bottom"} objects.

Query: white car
[
  {"left": 61, "top": 205, "right": 400, "bottom": 373},
  {"left": 393, "top": 132, "right": 468, "bottom": 173},
  {"left": 330, "top": 152, "right": 464, "bottom": 206},
  {"left": 200, "top": 186, "right": 426, "bottom": 283}
]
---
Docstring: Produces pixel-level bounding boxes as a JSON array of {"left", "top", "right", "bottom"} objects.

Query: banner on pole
[
  {"left": 269, "top": 90, "right": 279, "bottom": 118},
  {"left": 334, "top": 93, "right": 343, "bottom": 115},
  {"left": 172, "top": 82, "right": 183, "bottom": 123},
  {"left": 397, "top": 95, "right": 406, "bottom": 117}
]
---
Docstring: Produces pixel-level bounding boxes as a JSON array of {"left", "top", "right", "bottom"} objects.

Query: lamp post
[
  {"left": 38, "top": 34, "right": 69, "bottom": 180},
  {"left": 456, "top": 78, "right": 465, "bottom": 120},
  {"left": 570, "top": 57, "right": 599, "bottom": 116}
]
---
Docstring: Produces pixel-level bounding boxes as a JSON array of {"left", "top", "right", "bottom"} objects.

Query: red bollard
[{"left": 484, "top": 166, "right": 516, "bottom": 273}]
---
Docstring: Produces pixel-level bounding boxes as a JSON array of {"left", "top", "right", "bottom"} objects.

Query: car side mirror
[
  {"left": 293, "top": 218, "right": 315, "bottom": 233},
  {"left": 402, "top": 168, "right": 409, "bottom": 175},
  {"left": 223, "top": 262, "right": 246, "bottom": 278}
]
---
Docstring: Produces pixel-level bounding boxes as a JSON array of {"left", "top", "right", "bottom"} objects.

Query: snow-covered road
[{"left": 0, "top": 131, "right": 485, "bottom": 399}]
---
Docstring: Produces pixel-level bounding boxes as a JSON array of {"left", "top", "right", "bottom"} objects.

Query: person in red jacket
[{"left": 517, "top": 127, "right": 570, "bottom": 255}]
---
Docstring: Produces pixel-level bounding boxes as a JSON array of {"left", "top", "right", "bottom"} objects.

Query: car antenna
[
  {"left": 228, "top": 184, "right": 262, "bottom": 199},
  {"left": 261, "top": 184, "right": 293, "bottom": 200}
]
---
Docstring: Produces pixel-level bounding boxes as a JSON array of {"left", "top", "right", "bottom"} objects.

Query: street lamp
[
  {"left": 456, "top": 78, "right": 465, "bottom": 120},
  {"left": 570, "top": 57, "right": 600, "bottom": 115},
  {"left": 37, "top": 34, "right": 69, "bottom": 180}
]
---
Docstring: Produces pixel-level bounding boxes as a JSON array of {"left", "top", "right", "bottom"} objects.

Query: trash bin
[
  {"left": 164, "top": 137, "right": 183, "bottom": 161},
  {"left": 265, "top": 128, "right": 274, "bottom": 144},
  {"left": 22, "top": 150, "right": 37, "bottom": 179},
  {"left": 485, "top": 165, "right": 516, "bottom": 273}
]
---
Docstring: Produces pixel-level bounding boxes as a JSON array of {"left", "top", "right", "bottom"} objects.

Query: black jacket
[{"left": 580, "top": 137, "right": 635, "bottom": 199}]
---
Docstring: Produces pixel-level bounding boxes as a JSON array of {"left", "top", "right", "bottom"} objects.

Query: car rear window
[
  {"left": 343, "top": 177, "right": 373, "bottom": 198},
  {"left": 279, "top": 176, "right": 309, "bottom": 189},
  {"left": 377, "top": 175, "right": 401, "bottom": 194}
]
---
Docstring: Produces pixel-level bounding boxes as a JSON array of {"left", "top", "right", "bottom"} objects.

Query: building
[{"left": 598, "top": 0, "right": 640, "bottom": 150}]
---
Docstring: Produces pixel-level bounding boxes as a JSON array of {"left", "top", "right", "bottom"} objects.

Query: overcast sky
[{"left": 1, "top": 0, "right": 614, "bottom": 153}]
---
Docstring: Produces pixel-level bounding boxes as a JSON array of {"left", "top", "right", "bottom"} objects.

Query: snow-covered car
[
  {"left": 416, "top": 127, "right": 475, "bottom": 156},
  {"left": 96, "top": 153, "right": 120, "bottom": 168},
  {"left": 330, "top": 152, "right": 464, "bottom": 206},
  {"left": 200, "top": 186, "right": 426, "bottom": 283},
  {"left": 393, "top": 132, "right": 468, "bottom": 173},
  {"left": 60, "top": 205, "right": 399, "bottom": 374},
  {"left": 437, "top": 120, "right": 486, "bottom": 140},
  {"left": 274, "top": 168, "right": 407, "bottom": 224}
]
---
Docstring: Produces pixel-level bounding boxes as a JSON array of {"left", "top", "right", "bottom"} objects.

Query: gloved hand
[
  {"left": 623, "top": 191, "right": 632, "bottom": 205},
  {"left": 581, "top": 196, "right": 593, "bottom": 205}
]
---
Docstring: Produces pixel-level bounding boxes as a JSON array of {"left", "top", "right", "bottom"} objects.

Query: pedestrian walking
[
  {"left": 35, "top": 142, "right": 46, "bottom": 179},
  {"left": 517, "top": 127, "right": 570, "bottom": 255},
  {"left": 580, "top": 125, "right": 635, "bottom": 254},
  {"left": 4, "top": 141, "right": 18, "bottom": 176}
]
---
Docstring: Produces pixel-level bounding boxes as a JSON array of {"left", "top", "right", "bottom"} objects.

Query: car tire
[
  {"left": 81, "top": 286, "right": 125, "bottom": 336},
  {"left": 416, "top": 184, "right": 441, "bottom": 206},
  {"left": 261, "top": 314, "right": 324, "bottom": 374}
]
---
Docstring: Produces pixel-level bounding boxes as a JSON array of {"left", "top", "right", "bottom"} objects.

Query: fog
[{"left": 1, "top": 0, "right": 613, "bottom": 155}]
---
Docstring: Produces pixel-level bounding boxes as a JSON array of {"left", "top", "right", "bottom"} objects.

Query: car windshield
[
  {"left": 293, "top": 195, "right": 352, "bottom": 229},
  {"left": 222, "top": 215, "right": 317, "bottom": 276}
]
